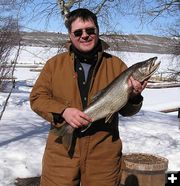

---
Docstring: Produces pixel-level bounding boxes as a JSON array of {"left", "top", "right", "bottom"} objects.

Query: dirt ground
[{"left": 15, "top": 177, "right": 40, "bottom": 186}]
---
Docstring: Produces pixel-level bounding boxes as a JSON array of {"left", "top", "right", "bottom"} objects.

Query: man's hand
[
  {"left": 128, "top": 76, "right": 148, "bottom": 98},
  {"left": 62, "top": 108, "right": 92, "bottom": 128}
]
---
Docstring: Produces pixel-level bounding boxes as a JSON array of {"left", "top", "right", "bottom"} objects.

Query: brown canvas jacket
[{"left": 30, "top": 41, "right": 142, "bottom": 128}]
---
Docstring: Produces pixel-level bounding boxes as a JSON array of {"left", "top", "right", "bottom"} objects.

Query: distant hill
[{"left": 20, "top": 31, "right": 179, "bottom": 55}]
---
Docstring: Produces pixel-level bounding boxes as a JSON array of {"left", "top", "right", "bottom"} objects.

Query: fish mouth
[{"left": 147, "top": 57, "right": 161, "bottom": 78}]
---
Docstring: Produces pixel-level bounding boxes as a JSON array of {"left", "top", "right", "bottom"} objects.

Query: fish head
[{"left": 132, "top": 57, "right": 160, "bottom": 82}]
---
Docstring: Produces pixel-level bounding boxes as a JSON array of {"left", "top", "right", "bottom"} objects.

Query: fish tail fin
[{"left": 53, "top": 124, "right": 74, "bottom": 152}]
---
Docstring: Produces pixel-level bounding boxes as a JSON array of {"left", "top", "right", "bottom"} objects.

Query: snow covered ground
[{"left": 0, "top": 46, "right": 180, "bottom": 185}]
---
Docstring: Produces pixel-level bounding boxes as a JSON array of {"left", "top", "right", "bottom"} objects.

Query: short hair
[{"left": 65, "top": 8, "right": 99, "bottom": 32}]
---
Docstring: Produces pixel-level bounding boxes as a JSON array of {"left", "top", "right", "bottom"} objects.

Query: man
[{"left": 30, "top": 8, "right": 147, "bottom": 186}]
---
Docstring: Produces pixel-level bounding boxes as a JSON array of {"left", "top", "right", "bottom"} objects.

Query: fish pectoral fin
[
  {"left": 105, "top": 112, "right": 114, "bottom": 123},
  {"left": 54, "top": 124, "right": 74, "bottom": 152},
  {"left": 81, "top": 122, "right": 92, "bottom": 133}
]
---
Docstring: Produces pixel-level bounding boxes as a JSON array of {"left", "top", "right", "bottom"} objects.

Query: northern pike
[{"left": 53, "top": 57, "right": 160, "bottom": 151}]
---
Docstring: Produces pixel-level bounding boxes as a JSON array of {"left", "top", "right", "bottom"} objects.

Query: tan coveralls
[{"left": 30, "top": 41, "right": 142, "bottom": 186}]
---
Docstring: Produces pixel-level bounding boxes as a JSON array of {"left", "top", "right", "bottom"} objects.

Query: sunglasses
[{"left": 72, "top": 27, "right": 96, "bottom": 37}]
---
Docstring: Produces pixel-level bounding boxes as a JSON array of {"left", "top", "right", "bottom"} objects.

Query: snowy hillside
[{"left": 20, "top": 31, "right": 179, "bottom": 54}]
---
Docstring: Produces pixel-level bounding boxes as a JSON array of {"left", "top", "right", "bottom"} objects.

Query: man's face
[{"left": 69, "top": 17, "right": 99, "bottom": 53}]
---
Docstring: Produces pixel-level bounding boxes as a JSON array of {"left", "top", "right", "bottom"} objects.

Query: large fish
[{"left": 53, "top": 57, "right": 160, "bottom": 151}]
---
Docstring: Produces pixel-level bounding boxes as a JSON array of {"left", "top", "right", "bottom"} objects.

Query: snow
[
  {"left": 142, "top": 88, "right": 180, "bottom": 111},
  {"left": 0, "top": 46, "right": 180, "bottom": 186}
]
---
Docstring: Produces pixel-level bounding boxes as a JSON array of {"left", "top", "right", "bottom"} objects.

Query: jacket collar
[{"left": 65, "top": 39, "right": 109, "bottom": 92}]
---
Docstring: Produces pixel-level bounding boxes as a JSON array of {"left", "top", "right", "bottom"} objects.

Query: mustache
[{"left": 80, "top": 36, "right": 94, "bottom": 41}]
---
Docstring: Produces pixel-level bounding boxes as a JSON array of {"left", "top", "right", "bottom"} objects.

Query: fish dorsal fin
[{"left": 105, "top": 112, "right": 114, "bottom": 123}]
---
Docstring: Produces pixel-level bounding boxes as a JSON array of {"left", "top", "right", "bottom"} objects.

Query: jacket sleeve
[
  {"left": 29, "top": 60, "right": 67, "bottom": 127},
  {"left": 119, "top": 94, "right": 143, "bottom": 116}
]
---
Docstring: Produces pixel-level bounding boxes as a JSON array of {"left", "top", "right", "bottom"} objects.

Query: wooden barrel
[{"left": 120, "top": 153, "right": 168, "bottom": 186}]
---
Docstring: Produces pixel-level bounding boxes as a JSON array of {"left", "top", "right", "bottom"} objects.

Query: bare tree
[
  {"left": 0, "top": 17, "right": 21, "bottom": 90},
  {"left": 2, "top": 0, "right": 126, "bottom": 31},
  {"left": 1, "top": 0, "right": 178, "bottom": 33},
  {"left": 0, "top": 14, "right": 21, "bottom": 120}
]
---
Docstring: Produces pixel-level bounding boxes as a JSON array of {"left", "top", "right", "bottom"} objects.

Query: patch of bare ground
[{"left": 15, "top": 177, "right": 40, "bottom": 186}]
